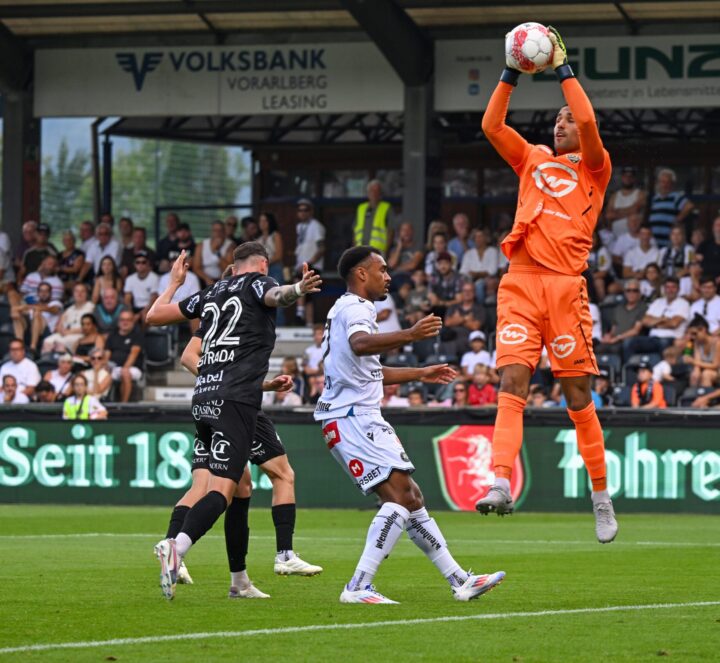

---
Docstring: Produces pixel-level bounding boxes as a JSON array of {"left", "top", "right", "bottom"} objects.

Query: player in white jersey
[{"left": 315, "top": 246, "right": 505, "bottom": 604}]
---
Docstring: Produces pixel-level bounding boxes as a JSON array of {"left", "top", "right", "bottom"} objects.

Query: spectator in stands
[
  {"left": 448, "top": 213, "right": 474, "bottom": 264},
  {"left": 449, "top": 382, "right": 468, "bottom": 407},
  {"left": 43, "top": 353, "right": 74, "bottom": 400},
  {"left": 268, "top": 387, "right": 302, "bottom": 408},
  {"left": 680, "top": 259, "right": 703, "bottom": 302},
  {"left": 594, "top": 369, "right": 613, "bottom": 406},
  {"left": 588, "top": 232, "right": 614, "bottom": 301},
  {"left": 604, "top": 166, "right": 647, "bottom": 239},
  {"left": 81, "top": 223, "right": 121, "bottom": 281},
  {"left": 407, "top": 388, "right": 426, "bottom": 407},
  {"left": 118, "top": 217, "right": 134, "bottom": 252},
  {"left": 690, "top": 386, "right": 720, "bottom": 408},
  {"left": 659, "top": 225, "right": 694, "bottom": 278},
  {"left": 640, "top": 263, "right": 663, "bottom": 302},
  {"left": 257, "top": 212, "right": 284, "bottom": 285},
  {"left": 2, "top": 374, "right": 29, "bottom": 404},
  {"left": 91, "top": 256, "right": 123, "bottom": 304},
  {"left": 424, "top": 232, "right": 456, "bottom": 276},
  {"left": 0, "top": 339, "right": 41, "bottom": 398},
  {"left": 630, "top": 362, "right": 666, "bottom": 409},
  {"left": 20, "top": 223, "right": 58, "bottom": 280},
  {"left": 387, "top": 221, "right": 424, "bottom": 277},
  {"left": 687, "top": 316, "right": 719, "bottom": 387},
  {"left": 444, "top": 281, "right": 485, "bottom": 352},
  {"left": 158, "top": 222, "right": 196, "bottom": 275},
  {"left": 696, "top": 215, "right": 720, "bottom": 284},
  {"left": 461, "top": 331, "right": 491, "bottom": 379},
  {"left": 34, "top": 380, "right": 57, "bottom": 404},
  {"left": 121, "top": 227, "right": 157, "bottom": 278},
  {"left": 648, "top": 168, "right": 694, "bottom": 249},
  {"left": 527, "top": 384, "right": 550, "bottom": 408},
  {"left": 280, "top": 356, "right": 304, "bottom": 400},
  {"left": 14, "top": 221, "right": 37, "bottom": 275},
  {"left": 424, "top": 220, "right": 449, "bottom": 252},
  {"left": 224, "top": 216, "right": 240, "bottom": 244},
  {"left": 123, "top": 251, "right": 159, "bottom": 326},
  {"left": 95, "top": 288, "right": 126, "bottom": 334},
  {"left": 354, "top": 179, "right": 395, "bottom": 255},
  {"left": 598, "top": 278, "right": 647, "bottom": 359},
  {"left": 240, "top": 216, "right": 260, "bottom": 244},
  {"left": 11, "top": 281, "right": 62, "bottom": 354},
  {"left": 17, "top": 254, "right": 64, "bottom": 303},
  {"left": 381, "top": 383, "right": 408, "bottom": 407},
  {"left": 375, "top": 295, "right": 402, "bottom": 334},
  {"left": 629, "top": 276, "right": 690, "bottom": 355},
  {"left": 83, "top": 348, "right": 112, "bottom": 400},
  {"left": 468, "top": 364, "right": 497, "bottom": 406},
  {"left": 623, "top": 225, "right": 660, "bottom": 279},
  {"left": 0, "top": 229, "right": 13, "bottom": 292},
  {"left": 305, "top": 371, "right": 325, "bottom": 406},
  {"left": 41, "top": 283, "right": 94, "bottom": 354},
  {"left": 399, "top": 269, "right": 432, "bottom": 326},
  {"left": 74, "top": 314, "right": 106, "bottom": 365},
  {"left": 652, "top": 345, "right": 689, "bottom": 396},
  {"left": 157, "top": 213, "right": 181, "bottom": 273},
  {"left": 193, "top": 220, "right": 233, "bottom": 287},
  {"left": 294, "top": 199, "right": 325, "bottom": 325},
  {"left": 100, "top": 212, "right": 115, "bottom": 230},
  {"left": 58, "top": 230, "right": 85, "bottom": 294},
  {"left": 428, "top": 252, "right": 466, "bottom": 318},
  {"left": 690, "top": 276, "right": 720, "bottom": 334},
  {"left": 610, "top": 211, "right": 643, "bottom": 274},
  {"left": 105, "top": 311, "right": 144, "bottom": 403},
  {"left": 79, "top": 221, "right": 97, "bottom": 254},
  {"left": 62, "top": 373, "right": 108, "bottom": 420},
  {"left": 460, "top": 228, "right": 499, "bottom": 304}
]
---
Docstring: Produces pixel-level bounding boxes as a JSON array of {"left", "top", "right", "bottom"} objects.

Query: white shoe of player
[
  {"left": 274, "top": 554, "right": 324, "bottom": 576},
  {"left": 228, "top": 584, "right": 271, "bottom": 599},
  {"left": 452, "top": 571, "right": 506, "bottom": 602},
  {"left": 593, "top": 500, "right": 618, "bottom": 544},
  {"left": 153, "top": 538, "right": 178, "bottom": 600},
  {"left": 176, "top": 561, "right": 193, "bottom": 585},
  {"left": 339, "top": 584, "right": 399, "bottom": 604}
]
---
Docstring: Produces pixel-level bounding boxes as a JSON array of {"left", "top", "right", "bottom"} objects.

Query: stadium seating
[
  {"left": 144, "top": 328, "right": 174, "bottom": 368},
  {"left": 384, "top": 352, "right": 418, "bottom": 367},
  {"left": 612, "top": 385, "right": 632, "bottom": 407},
  {"left": 595, "top": 353, "right": 622, "bottom": 383}
]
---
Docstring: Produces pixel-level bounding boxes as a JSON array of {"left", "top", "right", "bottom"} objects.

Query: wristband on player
[
  {"left": 555, "top": 64, "right": 575, "bottom": 82},
  {"left": 500, "top": 67, "right": 520, "bottom": 86},
  {"left": 294, "top": 282, "right": 302, "bottom": 296}
]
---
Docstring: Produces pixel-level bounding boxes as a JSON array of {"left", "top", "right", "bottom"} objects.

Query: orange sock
[
  {"left": 492, "top": 392, "right": 527, "bottom": 479},
  {"left": 567, "top": 402, "right": 607, "bottom": 492}
]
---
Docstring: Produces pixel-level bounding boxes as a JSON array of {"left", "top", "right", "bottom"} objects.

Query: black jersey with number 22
[{"left": 178, "top": 272, "right": 278, "bottom": 407}]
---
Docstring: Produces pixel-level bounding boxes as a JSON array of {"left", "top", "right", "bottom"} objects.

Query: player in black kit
[{"left": 148, "top": 242, "right": 321, "bottom": 599}]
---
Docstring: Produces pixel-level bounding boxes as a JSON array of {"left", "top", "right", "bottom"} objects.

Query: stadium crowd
[{"left": 0, "top": 166, "right": 719, "bottom": 410}]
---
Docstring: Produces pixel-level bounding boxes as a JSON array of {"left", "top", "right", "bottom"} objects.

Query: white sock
[
  {"left": 591, "top": 489, "right": 610, "bottom": 504},
  {"left": 175, "top": 532, "right": 192, "bottom": 558},
  {"left": 231, "top": 570, "right": 250, "bottom": 589},
  {"left": 276, "top": 550, "right": 295, "bottom": 562},
  {"left": 495, "top": 477, "right": 511, "bottom": 493},
  {"left": 347, "top": 502, "right": 409, "bottom": 591},
  {"left": 406, "top": 507, "right": 468, "bottom": 588}
]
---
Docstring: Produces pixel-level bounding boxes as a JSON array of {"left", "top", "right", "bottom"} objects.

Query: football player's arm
[
  {"left": 146, "top": 251, "right": 191, "bottom": 325},
  {"left": 263, "top": 262, "right": 322, "bottom": 307},
  {"left": 481, "top": 78, "right": 531, "bottom": 169},
  {"left": 382, "top": 364, "right": 456, "bottom": 385},
  {"left": 349, "top": 314, "right": 442, "bottom": 356},
  {"left": 180, "top": 335, "right": 201, "bottom": 376}
]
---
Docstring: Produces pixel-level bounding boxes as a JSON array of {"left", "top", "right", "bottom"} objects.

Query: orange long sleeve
[
  {"left": 481, "top": 81, "right": 530, "bottom": 170},
  {"left": 560, "top": 78, "right": 605, "bottom": 172}
]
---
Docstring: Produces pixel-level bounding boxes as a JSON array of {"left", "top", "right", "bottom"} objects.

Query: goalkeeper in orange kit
[{"left": 475, "top": 27, "right": 618, "bottom": 543}]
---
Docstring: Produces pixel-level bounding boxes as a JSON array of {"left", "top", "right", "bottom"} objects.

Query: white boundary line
[
  {"left": 0, "top": 601, "right": 718, "bottom": 655},
  {"left": 1, "top": 532, "right": 718, "bottom": 547}
]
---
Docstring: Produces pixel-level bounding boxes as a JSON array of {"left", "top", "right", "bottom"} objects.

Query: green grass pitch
[{"left": 0, "top": 505, "right": 718, "bottom": 661}]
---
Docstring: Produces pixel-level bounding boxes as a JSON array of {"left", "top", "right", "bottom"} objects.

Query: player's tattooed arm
[
  {"left": 146, "top": 250, "right": 190, "bottom": 325},
  {"left": 264, "top": 262, "right": 322, "bottom": 308}
]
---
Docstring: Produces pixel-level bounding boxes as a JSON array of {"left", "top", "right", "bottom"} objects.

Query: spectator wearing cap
[
  {"left": 648, "top": 168, "right": 694, "bottom": 249},
  {"left": 354, "top": 179, "right": 396, "bottom": 256},
  {"left": 623, "top": 225, "right": 660, "bottom": 280},
  {"left": 294, "top": 199, "right": 325, "bottom": 325},
  {"left": 41, "top": 283, "right": 94, "bottom": 354},
  {"left": 58, "top": 230, "right": 86, "bottom": 294},
  {"left": 460, "top": 228, "right": 499, "bottom": 304},
  {"left": 604, "top": 166, "right": 647, "bottom": 239},
  {"left": 19, "top": 223, "right": 58, "bottom": 280},
  {"left": 43, "top": 353, "right": 75, "bottom": 400},
  {"left": 696, "top": 215, "right": 720, "bottom": 284},
  {"left": 630, "top": 362, "right": 666, "bottom": 409},
  {"left": 193, "top": 220, "right": 233, "bottom": 287},
  {"left": 34, "top": 380, "right": 57, "bottom": 403},
  {"left": 690, "top": 276, "right": 720, "bottom": 334},
  {"left": 121, "top": 227, "right": 157, "bottom": 279},
  {"left": 104, "top": 310, "right": 145, "bottom": 402},
  {"left": 444, "top": 280, "right": 485, "bottom": 352},
  {"left": 2, "top": 374, "right": 29, "bottom": 404},
  {"left": 428, "top": 251, "right": 467, "bottom": 318},
  {"left": 598, "top": 278, "right": 647, "bottom": 360},
  {"left": 80, "top": 223, "right": 121, "bottom": 281},
  {"left": 123, "top": 250, "right": 159, "bottom": 326},
  {"left": 0, "top": 339, "right": 41, "bottom": 398},
  {"left": 461, "top": 330, "right": 491, "bottom": 378}
]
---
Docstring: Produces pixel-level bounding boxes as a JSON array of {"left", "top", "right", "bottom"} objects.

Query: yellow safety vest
[
  {"left": 355, "top": 201, "right": 391, "bottom": 253},
  {"left": 63, "top": 396, "right": 91, "bottom": 420}
]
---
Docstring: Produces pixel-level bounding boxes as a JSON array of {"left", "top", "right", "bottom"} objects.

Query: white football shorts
[{"left": 321, "top": 412, "right": 415, "bottom": 495}]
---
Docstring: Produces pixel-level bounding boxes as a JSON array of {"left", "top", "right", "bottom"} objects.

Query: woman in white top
[
  {"left": 460, "top": 228, "right": 499, "bottom": 304},
  {"left": 258, "top": 211, "right": 284, "bottom": 284},
  {"left": 62, "top": 373, "right": 107, "bottom": 420},
  {"left": 192, "top": 220, "right": 233, "bottom": 286},
  {"left": 41, "top": 283, "right": 95, "bottom": 354},
  {"left": 82, "top": 349, "right": 112, "bottom": 399}
]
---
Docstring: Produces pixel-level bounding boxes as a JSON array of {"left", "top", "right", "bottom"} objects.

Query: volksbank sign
[{"left": 35, "top": 34, "right": 720, "bottom": 117}]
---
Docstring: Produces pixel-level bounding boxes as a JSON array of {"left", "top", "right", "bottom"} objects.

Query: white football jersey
[{"left": 313, "top": 293, "right": 384, "bottom": 421}]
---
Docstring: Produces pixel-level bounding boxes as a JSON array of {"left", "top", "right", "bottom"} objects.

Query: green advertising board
[{"left": 0, "top": 408, "right": 718, "bottom": 512}]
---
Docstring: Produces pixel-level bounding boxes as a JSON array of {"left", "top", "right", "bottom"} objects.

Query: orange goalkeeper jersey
[{"left": 482, "top": 78, "right": 612, "bottom": 276}]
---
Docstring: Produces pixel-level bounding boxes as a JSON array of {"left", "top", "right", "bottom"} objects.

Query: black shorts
[{"left": 191, "top": 399, "right": 258, "bottom": 482}]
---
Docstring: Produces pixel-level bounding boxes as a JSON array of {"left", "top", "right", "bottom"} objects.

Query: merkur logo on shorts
[
  {"left": 498, "top": 323, "right": 529, "bottom": 345},
  {"left": 550, "top": 334, "right": 577, "bottom": 358}
]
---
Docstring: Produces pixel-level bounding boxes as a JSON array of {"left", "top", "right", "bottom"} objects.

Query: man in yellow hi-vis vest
[{"left": 354, "top": 180, "right": 396, "bottom": 255}]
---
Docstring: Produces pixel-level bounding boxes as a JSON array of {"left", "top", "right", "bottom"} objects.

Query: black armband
[
  {"left": 499, "top": 68, "right": 520, "bottom": 87},
  {"left": 555, "top": 64, "right": 575, "bottom": 82}
]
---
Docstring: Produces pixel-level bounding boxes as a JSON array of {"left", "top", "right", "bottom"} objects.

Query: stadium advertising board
[
  {"left": 435, "top": 34, "right": 720, "bottom": 111},
  {"left": 0, "top": 419, "right": 717, "bottom": 513},
  {"left": 35, "top": 34, "right": 720, "bottom": 117}
]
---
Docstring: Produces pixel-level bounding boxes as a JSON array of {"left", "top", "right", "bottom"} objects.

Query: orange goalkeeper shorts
[{"left": 495, "top": 264, "right": 598, "bottom": 378}]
